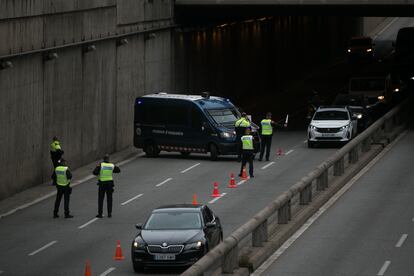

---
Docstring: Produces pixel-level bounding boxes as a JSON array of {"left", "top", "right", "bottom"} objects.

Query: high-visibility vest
[
  {"left": 55, "top": 166, "right": 70, "bottom": 186},
  {"left": 99, "top": 162, "right": 115, "bottom": 182},
  {"left": 261, "top": 119, "right": 273, "bottom": 135},
  {"left": 235, "top": 118, "right": 250, "bottom": 128},
  {"left": 50, "top": 141, "right": 61, "bottom": 152},
  {"left": 241, "top": 135, "right": 254, "bottom": 150}
]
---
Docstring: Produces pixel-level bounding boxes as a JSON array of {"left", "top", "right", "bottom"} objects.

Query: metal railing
[{"left": 182, "top": 97, "right": 412, "bottom": 276}]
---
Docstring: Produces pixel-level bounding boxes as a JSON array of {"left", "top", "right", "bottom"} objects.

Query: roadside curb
[{"left": 0, "top": 147, "right": 143, "bottom": 219}]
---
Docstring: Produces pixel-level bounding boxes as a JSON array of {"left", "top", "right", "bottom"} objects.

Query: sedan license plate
[
  {"left": 154, "top": 254, "right": 176, "bottom": 261},
  {"left": 321, "top": 133, "right": 335, "bottom": 137}
]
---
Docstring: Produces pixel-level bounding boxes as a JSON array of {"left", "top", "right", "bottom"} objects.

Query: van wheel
[
  {"left": 180, "top": 152, "right": 190, "bottom": 157},
  {"left": 144, "top": 142, "right": 159, "bottom": 157},
  {"left": 209, "top": 144, "right": 218, "bottom": 161}
]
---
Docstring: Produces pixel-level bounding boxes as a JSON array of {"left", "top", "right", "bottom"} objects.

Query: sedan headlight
[
  {"left": 366, "top": 48, "right": 372, "bottom": 52},
  {"left": 184, "top": 241, "right": 203, "bottom": 250},
  {"left": 354, "top": 113, "right": 363, "bottom": 119},
  {"left": 378, "top": 95, "right": 385, "bottom": 101},
  {"left": 133, "top": 239, "right": 146, "bottom": 250},
  {"left": 309, "top": 125, "right": 317, "bottom": 130},
  {"left": 393, "top": 88, "right": 400, "bottom": 92},
  {"left": 347, "top": 49, "right": 351, "bottom": 53}
]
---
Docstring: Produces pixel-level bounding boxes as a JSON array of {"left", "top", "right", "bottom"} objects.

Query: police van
[{"left": 133, "top": 93, "right": 260, "bottom": 160}]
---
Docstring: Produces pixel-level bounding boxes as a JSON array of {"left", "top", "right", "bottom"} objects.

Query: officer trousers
[
  {"left": 54, "top": 186, "right": 71, "bottom": 215},
  {"left": 98, "top": 184, "right": 113, "bottom": 216},
  {"left": 259, "top": 135, "right": 272, "bottom": 161},
  {"left": 240, "top": 151, "right": 254, "bottom": 177}
]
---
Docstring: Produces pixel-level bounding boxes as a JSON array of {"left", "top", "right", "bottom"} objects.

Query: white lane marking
[
  {"left": 121, "top": 193, "right": 144, "bottom": 206},
  {"left": 303, "top": 139, "right": 308, "bottom": 143},
  {"left": 237, "top": 180, "right": 247, "bottom": 186},
  {"left": 0, "top": 270, "right": 3, "bottom": 274},
  {"left": 285, "top": 149, "right": 294, "bottom": 155},
  {"left": 0, "top": 153, "right": 144, "bottom": 219},
  {"left": 181, "top": 163, "right": 201, "bottom": 173},
  {"left": 261, "top": 162, "right": 275, "bottom": 170},
  {"left": 395, "top": 234, "right": 408, "bottom": 248},
  {"left": 99, "top": 267, "right": 116, "bottom": 276},
  {"left": 252, "top": 131, "right": 407, "bottom": 276},
  {"left": 208, "top": 193, "right": 227, "bottom": 204},
  {"left": 377, "top": 260, "right": 391, "bottom": 276},
  {"left": 78, "top": 218, "right": 99, "bottom": 229},
  {"left": 117, "top": 153, "right": 145, "bottom": 166},
  {"left": 156, "top": 178, "right": 172, "bottom": 187},
  {"left": 28, "top": 241, "right": 57, "bottom": 256}
]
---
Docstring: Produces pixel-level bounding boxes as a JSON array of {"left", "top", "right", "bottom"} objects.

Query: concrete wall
[
  {"left": 0, "top": 0, "right": 174, "bottom": 199},
  {"left": 362, "top": 17, "right": 391, "bottom": 36}
]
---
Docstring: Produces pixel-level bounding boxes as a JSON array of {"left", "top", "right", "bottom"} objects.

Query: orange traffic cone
[
  {"left": 240, "top": 167, "right": 248, "bottom": 180},
  {"left": 277, "top": 148, "right": 284, "bottom": 156},
  {"left": 113, "top": 240, "right": 125, "bottom": 260},
  {"left": 211, "top": 182, "right": 220, "bottom": 197},
  {"left": 228, "top": 173, "right": 237, "bottom": 188},
  {"left": 84, "top": 260, "right": 91, "bottom": 276},
  {"left": 192, "top": 193, "right": 198, "bottom": 205}
]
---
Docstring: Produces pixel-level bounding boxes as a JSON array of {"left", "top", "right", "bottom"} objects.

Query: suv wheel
[{"left": 209, "top": 144, "right": 218, "bottom": 161}]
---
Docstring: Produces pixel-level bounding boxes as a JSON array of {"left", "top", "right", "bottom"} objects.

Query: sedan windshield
[
  {"left": 207, "top": 109, "right": 239, "bottom": 125},
  {"left": 313, "top": 111, "right": 349, "bottom": 120},
  {"left": 144, "top": 212, "right": 202, "bottom": 230}
]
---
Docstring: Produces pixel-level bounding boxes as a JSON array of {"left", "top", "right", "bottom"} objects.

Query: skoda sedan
[{"left": 131, "top": 204, "right": 223, "bottom": 271}]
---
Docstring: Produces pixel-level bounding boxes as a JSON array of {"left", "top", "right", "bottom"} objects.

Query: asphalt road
[
  {"left": 0, "top": 132, "right": 338, "bottom": 275},
  {"left": 258, "top": 128, "right": 414, "bottom": 276}
]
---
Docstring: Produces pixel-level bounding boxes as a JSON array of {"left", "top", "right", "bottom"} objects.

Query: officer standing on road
[
  {"left": 239, "top": 128, "right": 255, "bottom": 178},
  {"left": 52, "top": 159, "right": 73, "bottom": 218},
  {"left": 235, "top": 112, "right": 251, "bottom": 162},
  {"left": 50, "top": 136, "right": 64, "bottom": 168},
  {"left": 259, "top": 112, "right": 287, "bottom": 161},
  {"left": 93, "top": 154, "right": 121, "bottom": 218}
]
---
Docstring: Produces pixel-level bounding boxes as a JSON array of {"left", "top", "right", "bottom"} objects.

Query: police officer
[
  {"left": 52, "top": 159, "right": 73, "bottom": 218},
  {"left": 93, "top": 154, "right": 121, "bottom": 218},
  {"left": 259, "top": 112, "right": 287, "bottom": 161},
  {"left": 235, "top": 112, "right": 251, "bottom": 162},
  {"left": 50, "top": 136, "right": 64, "bottom": 168},
  {"left": 239, "top": 128, "right": 255, "bottom": 178}
]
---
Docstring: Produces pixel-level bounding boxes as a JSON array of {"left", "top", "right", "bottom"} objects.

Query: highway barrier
[{"left": 182, "top": 97, "right": 413, "bottom": 276}]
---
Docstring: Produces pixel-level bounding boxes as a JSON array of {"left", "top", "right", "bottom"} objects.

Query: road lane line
[
  {"left": 78, "top": 218, "right": 99, "bottom": 229},
  {"left": 156, "top": 178, "right": 172, "bottom": 187},
  {"left": 261, "top": 162, "right": 275, "bottom": 170},
  {"left": 377, "top": 260, "right": 391, "bottom": 275},
  {"left": 117, "top": 153, "right": 145, "bottom": 166},
  {"left": 237, "top": 180, "right": 247, "bottom": 186},
  {"left": 121, "top": 193, "right": 143, "bottom": 206},
  {"left": 99, "top": 267, "right": 116, "bottom": 276},
  {"left": 181, "top": 163, "right": 201, "bottom": 173},
  {"left": 395, "top": 234, "right": 408, "bottom": 248},
  {"left": 0, "top": 270, "right": 4, "bottom": 274},
  {"left": 412, "top": 217, "right": 414, "bottom": 222},
  {"left": 285, "top": 149, "right": 294, "bottom": 155},
  {"left": 252, "top": 131, "right": 407, "bottom": 276},
  {"left": 303, "top": 139, "right": 307, "bottom": 143},
  {"left": 28, "top": 241, "right": 57, "bottom": 256},
  {"left": 208, "top": 193, "right": 227, "bottom": 204}
]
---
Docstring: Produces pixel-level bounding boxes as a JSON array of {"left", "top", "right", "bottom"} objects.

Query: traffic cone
[
  {"left": 84, "top": 260, "right": 91, "bottom": 276},
  {"left": 211, "top": 182, "right": 220, "bottom": 198},
  {"left": 228, "top": 173, "right": 237, "bottom": 188},
  {"left": 277, "top": 148, "right": 284, "bottom": 156},
  {"left": 113, "top": 240, "right": 125, "bottom": 260},
  {"left": 240, "top": 167, "right": 248, "bottom": 180},
  {"left": 192, "top": 193, "right": 198, "bottom": 205}
]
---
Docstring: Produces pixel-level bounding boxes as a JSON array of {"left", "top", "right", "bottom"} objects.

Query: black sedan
[{"left": 131, "top": 204, "right": 223, "bottom": 271}]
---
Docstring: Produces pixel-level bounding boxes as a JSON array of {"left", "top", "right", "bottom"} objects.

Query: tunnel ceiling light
[
  {"left": 43, "top": 52, "right": 58, "bottom": 61},
  {"left": 117, "top": 38, "right": 129, "bottom": 46},
  {"left": 0, "top": 60, "right": 13, "bottom": 70}
]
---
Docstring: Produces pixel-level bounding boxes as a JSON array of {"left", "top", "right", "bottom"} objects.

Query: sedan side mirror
[
  {"left": 205, "top": 222, "right": 216, "bottom": 228},
  {"left": 135, "top": 223, "right": 143, "bottom": 230}
]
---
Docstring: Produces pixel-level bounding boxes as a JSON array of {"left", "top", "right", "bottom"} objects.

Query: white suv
[{"left": 307, "top": 107, "right": 358, "bottom": 148}]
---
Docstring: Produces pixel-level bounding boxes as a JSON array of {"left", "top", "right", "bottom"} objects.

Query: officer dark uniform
[
  {"left": 93, "top": 154, "right": 121, "bottom": 218},
  {"left": 234, "top": 113, "right": 251, "bottom": 162},
  {"left": 239, "top": 128, "right": 255, "bottom": 178},
  {"left": 259, "top": 112, "right": 287, "bottom": 161},
  {"left": 52, "top": 159, "right": 73, "bottom": 218},
  {"left": 50, "top": 136, "right": 64, "bottom": 168}
]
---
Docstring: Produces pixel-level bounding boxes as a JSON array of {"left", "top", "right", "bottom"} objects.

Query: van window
[
  {"left": 166, "top": 104, "right": 189, "bottom": 127},
  {"left": 135, "top": 101, "right": 166, "bottom": 125},
  {"left": 207, "top": 109, "right": 238, "bottom": 125}
]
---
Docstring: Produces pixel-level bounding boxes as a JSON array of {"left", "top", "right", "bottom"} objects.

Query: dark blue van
[{"left": 133, "top": 93, "right": 260, "bottom": 160}]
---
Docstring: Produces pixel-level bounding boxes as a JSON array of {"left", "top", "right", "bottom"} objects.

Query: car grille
[
  {"left": 316, "top": 127, "right": 341, "bottom": 133},
  {"left": 147, "top": 245, "right": 184, "bottom": 254}
]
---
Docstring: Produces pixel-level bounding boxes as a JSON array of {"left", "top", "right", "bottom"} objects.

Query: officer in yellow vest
[
  {"left": 50, "top": 136, "right": 64, "bottom": 168},
  {"left": 235, "top": 112, "right": 251, "bottom": 162},
  {"left": 52, "top": 159, "right": 73, "bottom": 218},
  {"left": 93, "top": 154, "right": 121, "bottom": 218},
  {"left": 239, "top": 128, "right": 255, "bottom": 177},
  {"left": 259, "top": 112, "right": 287, "bottom": 161}
]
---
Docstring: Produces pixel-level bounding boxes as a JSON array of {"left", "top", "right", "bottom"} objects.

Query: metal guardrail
[{"left": 182, "top": 98, "right": 412, "bottom": 276}]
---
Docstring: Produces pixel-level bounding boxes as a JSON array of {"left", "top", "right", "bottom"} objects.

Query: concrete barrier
[{"left": 181, "top": 97, "right": 413, "bottom": 276}]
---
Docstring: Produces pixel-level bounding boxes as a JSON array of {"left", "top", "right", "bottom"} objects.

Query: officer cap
[{"left": 53, "top": 136, "right": 58, "bottom": 141}]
